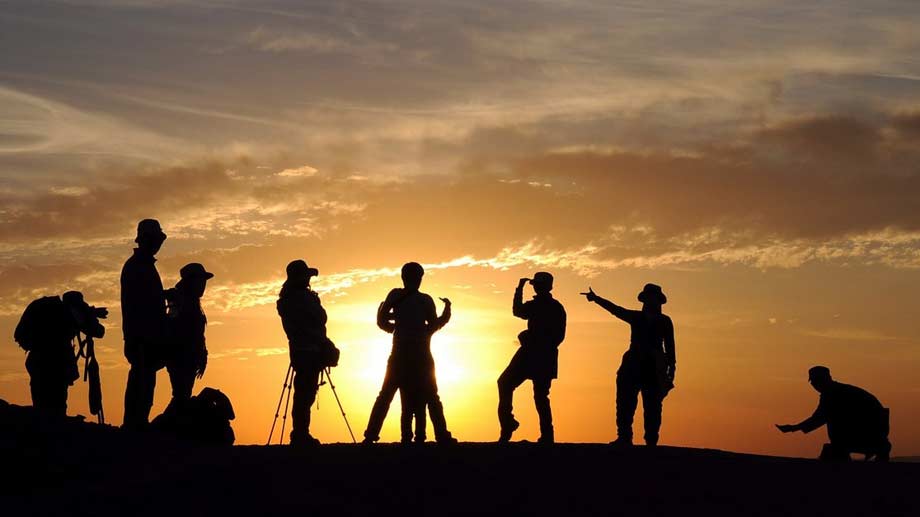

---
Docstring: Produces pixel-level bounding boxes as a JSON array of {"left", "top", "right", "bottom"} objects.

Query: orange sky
[{"left": 2, "top": 0, "right": 920, "bottom": 457}]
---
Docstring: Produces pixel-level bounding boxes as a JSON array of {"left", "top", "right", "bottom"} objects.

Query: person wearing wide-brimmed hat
[
  {"left": 498, "top": 272, "right": 567, "bottom": 444},
  {"left": 277, "top": 259, "right": 329, "bottom": 446},
  {"left": 164, "top": 263, "right": 214, "bottom": 412},
  {"left": 121, "top": 219, "right": 168, "bottom": 430},
  {"left": 581, "top": 283, "right": 675, "bottom": 447}
]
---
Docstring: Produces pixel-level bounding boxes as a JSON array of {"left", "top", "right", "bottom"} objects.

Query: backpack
[
  {"left": 151, "top": 387, "right": 236, "bottom": 445},
  {"left": 14, "top": 296, "right": 69, "bottom": 352}
]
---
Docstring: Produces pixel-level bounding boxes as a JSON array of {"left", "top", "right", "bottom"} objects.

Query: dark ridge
[{"left": 2, "top": 400, "right": 917, "bottom": 517}]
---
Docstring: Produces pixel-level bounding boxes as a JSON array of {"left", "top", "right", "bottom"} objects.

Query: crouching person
[
  {"left": 277, "top": 259, "right": 335, "bottom": 446},
  {"left": 14, "top": 291, "right": 107, "bottom": 415},
  {"left": 776, "top": 366, "right": 891, "bottom": 462}
]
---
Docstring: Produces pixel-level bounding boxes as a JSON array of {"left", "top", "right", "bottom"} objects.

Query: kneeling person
[{"left": 776, "top": 366, "right": 891, "bottom": 462}]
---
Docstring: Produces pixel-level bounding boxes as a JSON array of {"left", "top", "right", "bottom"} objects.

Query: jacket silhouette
[
  {"left": 165, "top": 263, "right": 213, "bottom": 412},
  {"left": 277, "top": 259, "right": 328, "bottom": 446},
  {"left": 498, "top": 272, "right": 566, "bottom": 443},
  {"left": 364, "top": 262, "right": 456, "bottom": 444},
  {"left": 777, "top": 366, "right": 891, "bottom": 461},
  {"left": 14, "top": 291, "right": 105, "bottom": 415},
  {"left": 582, "top": 284, "right": 675, "bottom": 446}
]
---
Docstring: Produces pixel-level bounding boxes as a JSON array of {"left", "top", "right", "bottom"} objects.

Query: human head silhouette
[
  {"left": 286, "top": 259, "right": 319, "bottom": 289},
  {"left": 178, "top": 263, "right": 214, "bottom": 298},
  {"left": 401, "top": 262, "right": 424, "bottom": 291},
  {"left": 531, "top": 271, "right": 554, "bottom": 295},
  {"left": 135, "top": 219, "right": 166, "bottom": 256},
  {"left": 808, "top": 366, "right": 833, "bottom": 393},
  {"left": 638, "top": 283, "right": 666, "bottom": 311}
]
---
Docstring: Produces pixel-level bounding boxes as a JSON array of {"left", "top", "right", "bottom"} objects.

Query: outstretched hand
[
  {"left": 775, "top": 424, "right": 796, "bottom": 433},
  {"left": 580, "top": 287, "right": 598, "bottom": 302}
]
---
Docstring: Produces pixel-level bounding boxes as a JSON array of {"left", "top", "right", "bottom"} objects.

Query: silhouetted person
[
  {"left": 121, "top": 219, "right": 168, "bottom": 430},
  {"left": 497, "top": 273, "right": 566, "bottom": 444},
  {"left": 164, "top": 263, "right": 213, "bottom": 412},
  {"left": 364, "top": 262, "right": 456, "bottom": 444},
  {"left": 582, "top": 284, "right": 675, "bottom": 447},
  {"left": 277, "top": 260, "right": 328, "bottom": 446},
  {"left": 776, "top": 366, "right": 891, "bottom": 462},
  {"left": 14, "top": 291, "right": 106, "bottom": 415}
]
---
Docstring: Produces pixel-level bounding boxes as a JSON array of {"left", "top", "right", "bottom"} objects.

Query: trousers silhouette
[
  {"left": 291, "top": 364, "right": 321, "bottom": 440},
  {"left": 365, "top": 357, "right": 449, "bottom": 441},
  {"left": 124, "top": 359, "right": 157, "bottom": 427},
  {"left": 29, "top": 376, "right": 69, "bottom": 414},
  {"left": 167, "top": 363, "right": 196, "bottom": 402},
  {"left": 616, "top": 353, "right": 663, "bottom": 444},
  {"left": 498, "top": 356, "right": 553, "bottom": 438}
]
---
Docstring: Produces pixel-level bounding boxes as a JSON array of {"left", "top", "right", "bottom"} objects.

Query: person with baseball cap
[
  {"left": 776, "top": 366, "right": 891, "bottom": 461},
  {"left": 581, "top": 283, "right": 675, "bottom": 447},
  {"left": 163, "top": 263, "right": 214, "bottom": 412},
  {"left": 121, "top": 219, "right": 168, "bottom": 430},
  {"left": 276, "top": 259, "right": 328, "bottom": 446},
  {"left": 498, "top": 272, "right": 567, "bottom": 444}
]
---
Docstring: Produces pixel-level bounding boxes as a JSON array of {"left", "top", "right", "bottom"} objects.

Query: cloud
[{"left": 276, "top": 165, "right": 318, "bottom": 177}]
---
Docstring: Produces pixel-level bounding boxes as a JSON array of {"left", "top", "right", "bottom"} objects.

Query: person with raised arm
[
  {"left": 581, "top": 284, "right": 675, "bottom": 447},
  {"left": 497, "top": 272, "right": 566, "bottom": 444}
]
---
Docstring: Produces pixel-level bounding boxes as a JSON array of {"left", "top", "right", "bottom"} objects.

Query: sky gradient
[{"left": 2, "top": 0, "right": 920, "bottom": 456}]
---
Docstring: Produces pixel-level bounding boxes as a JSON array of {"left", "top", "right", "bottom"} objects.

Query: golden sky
[{"left": 2, "top": 1, "right": 920, "bottom": 457}]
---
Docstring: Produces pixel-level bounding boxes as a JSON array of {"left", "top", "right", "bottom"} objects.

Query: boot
[{"left": 498, "top": 419, "right": 520, "bottom": 443}]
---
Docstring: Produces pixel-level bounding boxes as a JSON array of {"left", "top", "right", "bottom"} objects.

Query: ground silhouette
[{"left": 2, "top": 400, "right": 917, "bottom": 517}]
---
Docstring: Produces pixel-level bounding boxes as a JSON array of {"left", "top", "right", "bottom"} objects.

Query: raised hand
[
  {"left": 580, "top": 287, "right": 598, "bottom": 302},
  {"left": 439, "top": 297, "right": 451, "bottom": 306},
  {"left": 518, "top": 277, "right": 531, "bottom": 288}
]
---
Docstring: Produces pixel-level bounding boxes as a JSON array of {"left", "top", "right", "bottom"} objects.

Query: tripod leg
[
  {"left": 280, "top": 366, "right": 295, "bottom": 444},
  {"left": 267, "top": 364, "right": 293, "bottom": 445},
  {"left": 324, "top": 368, "right": 357, "bottom": 444}
]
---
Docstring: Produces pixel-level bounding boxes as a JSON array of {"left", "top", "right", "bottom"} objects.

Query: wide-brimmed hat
[
  {"left": 531, "top": 271, "right": 554, "bottom": 289},
  {"left": 286, "top": 259, "right": 319, "bottom": 279},
  {"left": 180, "top": 263, "right": 214, "bottom": 281},
  {"left": 637, "top": 283, "right": 667, "bottom": 305},
  {"left": 135, "top": 219, "right": 166, "bottom": 243}
]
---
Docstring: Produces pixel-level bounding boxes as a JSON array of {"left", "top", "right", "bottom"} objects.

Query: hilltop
[{"left": 2, "top": 401, "right": 917, "bottom": 517}]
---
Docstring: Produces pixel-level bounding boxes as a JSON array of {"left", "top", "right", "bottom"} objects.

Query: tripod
[{"left": 267, "top": 364, "right": 357, "bottom": 445}]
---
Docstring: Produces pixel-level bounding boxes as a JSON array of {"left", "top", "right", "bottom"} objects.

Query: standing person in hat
[
  {"left": 164, "top": 263, "right": 214, "bottom": 412},
  {"left": 363, "top": 262, "right": 456, "bottom": 444},
  {"left": 776, "top": 366, "right": 891, "bottom": 462},
  {"left": 121, "top": 219, "right": 168, "bottom": 430},
  {"left": 581, "top": 283, "right": 675, "bottom": 447},
  {"left": 277, "top": 259, "right": 329, "bottom": 446},
  {"left": 497, "top": 272, "right": 567, "bottom": 444}
]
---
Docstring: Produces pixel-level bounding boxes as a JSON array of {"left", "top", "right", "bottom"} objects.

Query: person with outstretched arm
[
  {"left": 581, "top": 284, "right": 675, "bottom": 447},
  {"left": 776, "top": 366, "right": 891, "bottom": 462}
]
